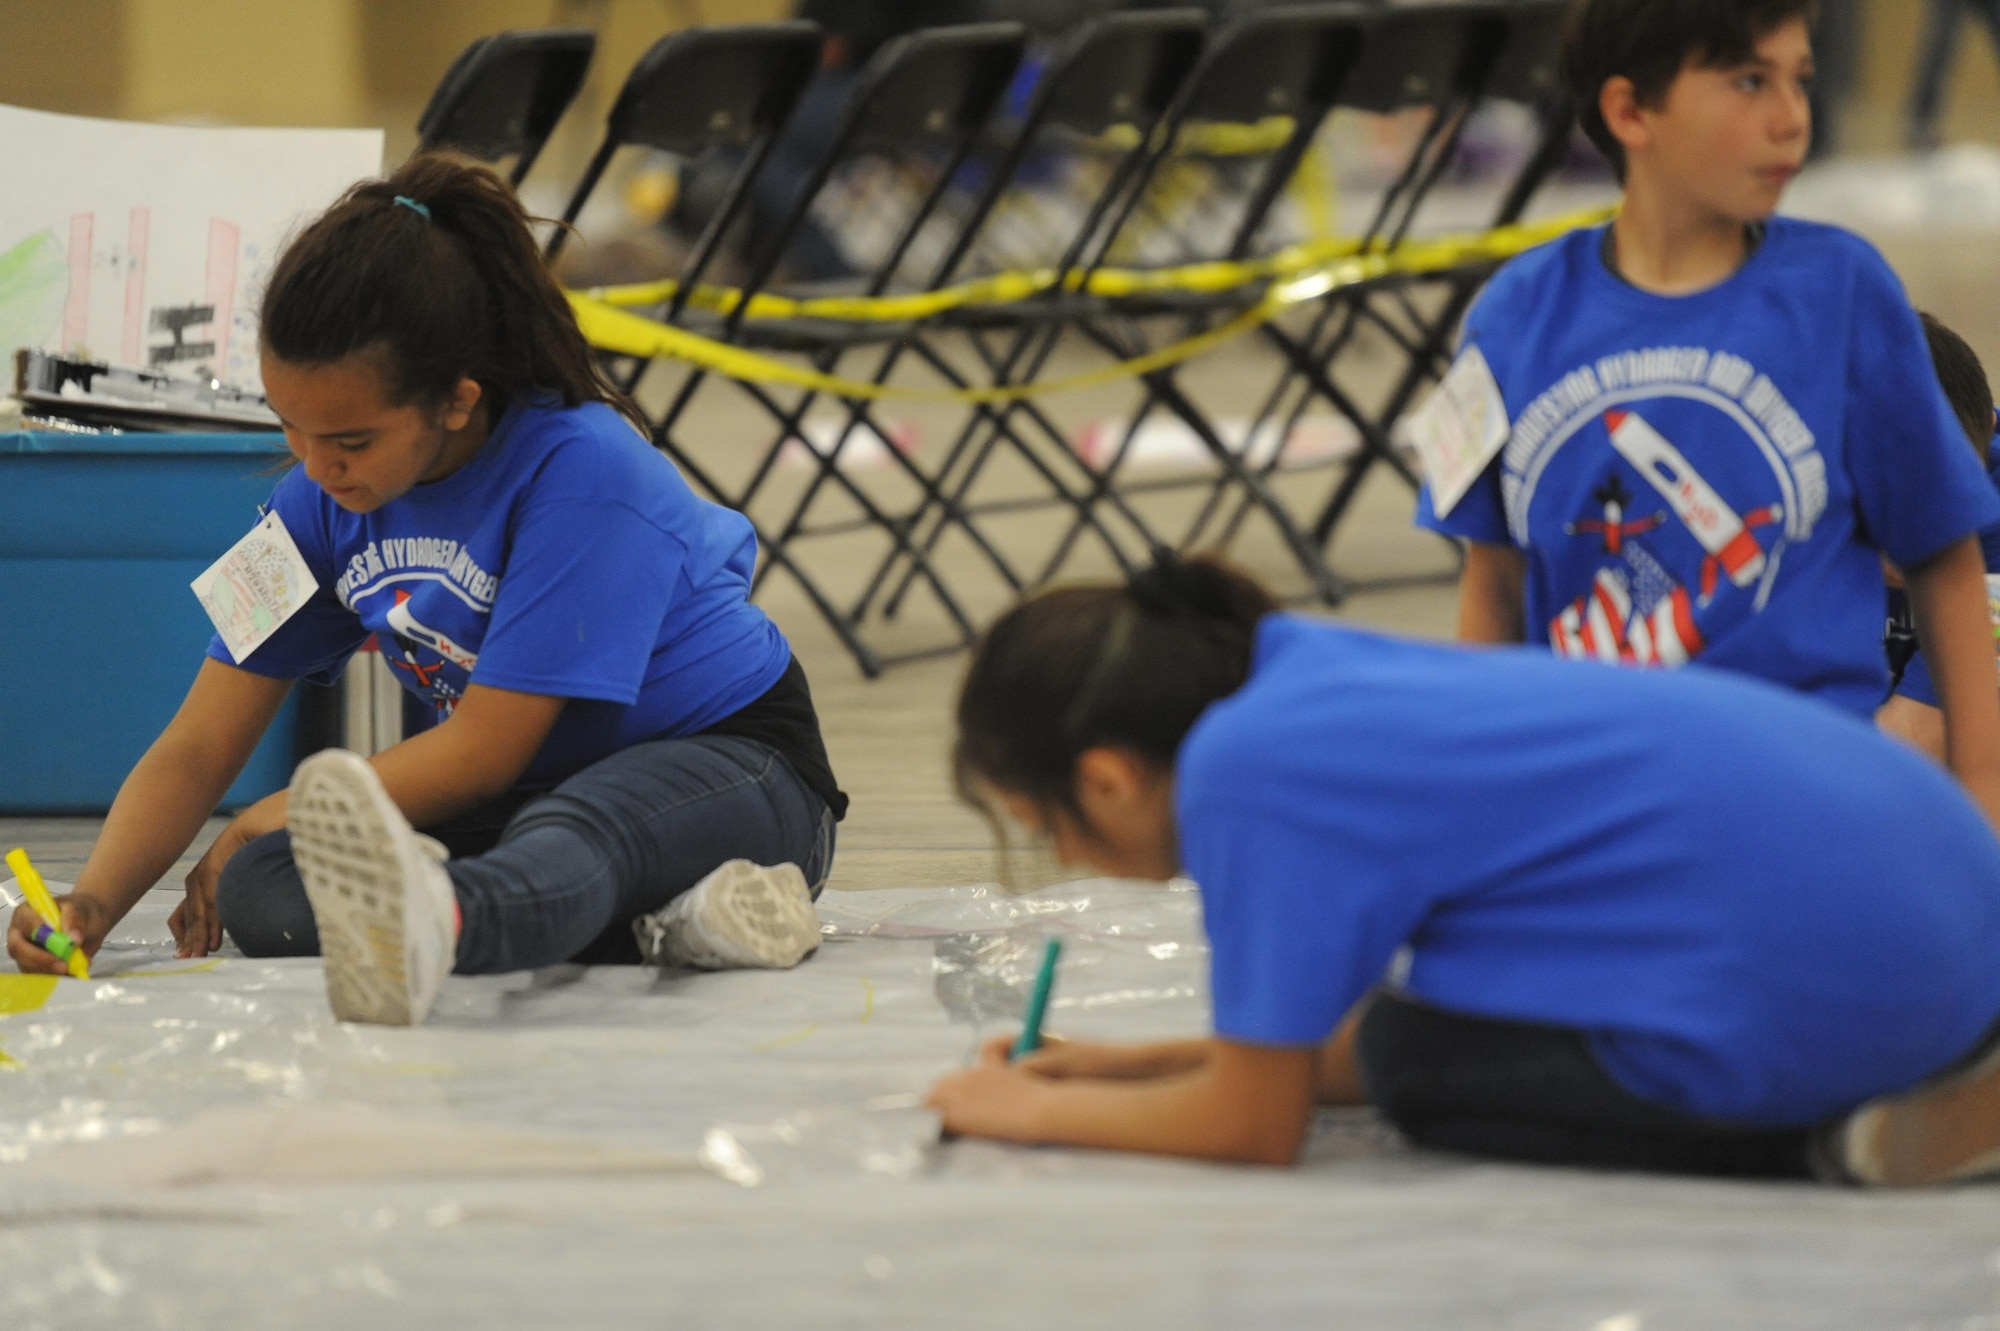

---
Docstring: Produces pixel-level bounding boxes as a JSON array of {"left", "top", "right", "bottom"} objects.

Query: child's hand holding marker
[{"left": 4, "top": 849, "right": 98, "bottom": 979}]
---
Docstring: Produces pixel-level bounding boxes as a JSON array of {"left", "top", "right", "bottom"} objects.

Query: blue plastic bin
[{"left": 0, "top": 430, "right": 305, "bottom": 813}]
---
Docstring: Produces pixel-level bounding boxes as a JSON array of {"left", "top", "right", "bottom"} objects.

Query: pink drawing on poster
[
  {"left": 122, "top": 207, "right": 150, "bottom": 367},
  {"left": 206, "top": 218, "right": 240, "bottom": 375},
  {"left": 63, "top": 213, "right": 93, "bottom": 354}
]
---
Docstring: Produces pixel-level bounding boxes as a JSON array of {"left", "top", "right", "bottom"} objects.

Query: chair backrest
[
  {"left": 1329, "top": 2, "right": 1512, "bottom": 250},
  {"left": 547, "top": 22, "right": 823, "bottom": 276},
  {"left": 1172, "top": 3, "right": 1367, "bottom": 127},
  {"left": 1330, "top": 2, "right": 1507, "bottom": 115},
  {"left": 940, "top": 8, "right": 1208, "bottom": 281},
  {"left": 1478, "top": 0, "right": 1569, "bottom": 106},
  {"left": 838, "top": 23, "right": 1031, "bottom": 155},
  {"left": 1032, "top": 8, "right": 1208, "bottom": 138},
  {"left": 416, "top": 28, "right": 596, "bottom": 186},
  {"left": 602, "top": 21, "right": 826, "bottom": 157},
  {"left": 1111, "top": 4, "right": 1371, "bottom": 264},
  {"left": 738, "top": 23, "right": 1029, "bottom": 303},
  {"left": 1480, "top": 0, "right": 1578, "bottom": 227}
]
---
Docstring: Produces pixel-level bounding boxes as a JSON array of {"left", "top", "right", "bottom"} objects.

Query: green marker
[{"left": 1011, "top": 937, "right": 1063, "bottom": 1060}]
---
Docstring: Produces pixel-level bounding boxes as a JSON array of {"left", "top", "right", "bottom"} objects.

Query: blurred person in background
[
  {"left": 1909, "top": 0, "right": 2000, "bottom": 150},
  {"left": 1809, "top": 0, "right": 1857, "bottom": 157},
  {"left": 737, "top": 0, "right": 985, "bottom": 280}
]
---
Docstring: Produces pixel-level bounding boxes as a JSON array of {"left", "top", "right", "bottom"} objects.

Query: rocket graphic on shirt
[
  {"left": 380, "top": 589, "right": 478, "bottom": 716},
  {"left": 1552, "top": 409, "right": 1784, "bottom": 666},
  {"left": 387, "top": 589, "right": 478, "bottom": 668},
  {"left": 1604, "top": 409, "right": 1783, "bottom": 599}
]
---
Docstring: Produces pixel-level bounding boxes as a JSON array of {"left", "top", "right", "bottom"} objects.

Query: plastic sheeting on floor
[
  {"left": 0, "top": 880, "right": 1217, "bottom": 1187},
  {"left": 2, "top": 881, "right": 1998, "bottom": 1330}
]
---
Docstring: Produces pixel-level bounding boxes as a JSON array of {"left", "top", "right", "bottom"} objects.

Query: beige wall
[{"left": 0, "top": 0, "right": 1991, "bottom": 149}]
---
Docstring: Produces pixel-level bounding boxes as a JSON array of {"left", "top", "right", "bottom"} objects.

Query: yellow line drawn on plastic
[
  {"left": 859, "top": 976, "right": 875, "bottom": 1025},
  {"left": 0, "top": 973, "right": 58, "bottom": 1068},
  {"left": 0, "top": 973, "right": 58, "bottom": 1015},
  {"left": 123, "top": 958, "right": 227, "bottom": 979},
  {"left": 753, "top": 1023, "right": 823, "bottom": 1053}
]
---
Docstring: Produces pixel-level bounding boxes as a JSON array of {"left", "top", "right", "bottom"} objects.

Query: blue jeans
[{"left": 216, "top": 735, "right": 836, "bottom": 974}]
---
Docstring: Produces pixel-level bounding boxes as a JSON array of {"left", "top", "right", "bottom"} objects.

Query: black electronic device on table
[{"left": 11, "top": 349, "right": 280, "bottom": 433}]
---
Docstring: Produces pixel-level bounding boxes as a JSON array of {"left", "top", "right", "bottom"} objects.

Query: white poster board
[{"left": 0, "top": 104, "right": 382, "bottom": 393}]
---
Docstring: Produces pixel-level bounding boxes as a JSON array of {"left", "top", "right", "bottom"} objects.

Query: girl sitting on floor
[
  {"left": 927, "top": 555, "right": 2000, "bottom": 1187},
  {"left": 7, "top": 155, "right": 844, "bottom": 1024}
]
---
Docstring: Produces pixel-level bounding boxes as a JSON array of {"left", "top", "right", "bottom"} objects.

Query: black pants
[{"left": 1356, "top": 993, "right": 1820, "bottom": 1179}]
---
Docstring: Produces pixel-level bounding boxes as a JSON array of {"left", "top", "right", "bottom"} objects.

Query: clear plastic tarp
[{"left": 2, "top": 880, "right": 1995, "bottom": 1329}]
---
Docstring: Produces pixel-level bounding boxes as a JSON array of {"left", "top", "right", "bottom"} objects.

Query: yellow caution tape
[
  {"left": 1088, "top": 115, "right": 1298, "bottom": 158},
  {"left": 577, "top": 202, "right": 1612, "bottom": 322},
  {"left": 567, "top": 205, "right": 1613, "bottom": 404}
]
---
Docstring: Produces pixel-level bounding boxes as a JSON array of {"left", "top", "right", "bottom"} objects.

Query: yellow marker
[{"left": 6, "top": 849, "right": 88, "bottom": 979}]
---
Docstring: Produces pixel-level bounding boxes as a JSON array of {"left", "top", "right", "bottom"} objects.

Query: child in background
[
  {"left": 927, "top": 556, "right": 2000, "bottom": 1187},
  {"left": 1879, "top": 314, "right": 2000, "bottom": 762},
  {"left": 1412, "top": 0, "right": 2000, "bottom": 826},
  {"left": 6, "top": 156, "right": 845, "bottom": 1024}
]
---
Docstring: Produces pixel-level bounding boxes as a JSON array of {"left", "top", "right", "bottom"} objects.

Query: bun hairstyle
[
  {"left": 953, "top": 552, "right": 1276, "bottom": 823},
  {"left": 260, "top": 153, "right": 642, "bottom": 430}
]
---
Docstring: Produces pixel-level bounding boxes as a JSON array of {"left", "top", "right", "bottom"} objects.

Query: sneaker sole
[
  {"left": 290, "top": 752, "right": 420, "bottom": 1026},
  {"left": 687, "top": 861, "right": 821, "bottom": 970},
  {"left": 1852, "top": 1036, "right": 2000, "bottom": 1187}
]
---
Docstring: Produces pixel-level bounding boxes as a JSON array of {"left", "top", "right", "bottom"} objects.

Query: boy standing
[{"left": 1414, "top": 0, "right": 2000, "bottom": 826}]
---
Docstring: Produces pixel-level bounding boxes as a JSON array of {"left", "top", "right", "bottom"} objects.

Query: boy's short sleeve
[
  {"left": 205, "top": 473, "right": 370, "bottom": 685},
  {"left": 1413, "top": 287, "right": 1517, "bottom": 547},
  {"left": 1415, "top": 447, "right": 1511, "bottom": 544},
  {"left": 471, "top": 497, "right": 683, "bottom": 702},
  {"left": 1843, "top": 253, "right": 2000, "bottom": 570}
]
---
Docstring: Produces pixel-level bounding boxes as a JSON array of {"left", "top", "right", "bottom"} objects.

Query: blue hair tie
[{"left": 392, "top": 195, "right": 431, "bottom": 221}]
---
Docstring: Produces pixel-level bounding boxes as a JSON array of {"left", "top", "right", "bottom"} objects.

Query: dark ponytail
[
  {"left": 260, "top": 153, "right": 643, "bottom": 430},
  {"left": 954, "top": 553, "right": 1276, "bottom": 821}
]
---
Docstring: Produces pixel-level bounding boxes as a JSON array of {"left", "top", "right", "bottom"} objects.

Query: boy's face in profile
[{"left": 1620, "top": 17, "right": 1813, "bottom": 223}]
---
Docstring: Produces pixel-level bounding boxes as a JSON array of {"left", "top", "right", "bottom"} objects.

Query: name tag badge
[
  {"left": 191, "top": 510, "right": 320, "bottom": 664},
  {"left": 1406, "top": 345, "right": 1511, "bottom": 519}
]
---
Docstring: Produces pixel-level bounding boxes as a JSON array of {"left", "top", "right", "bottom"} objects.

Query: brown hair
[
  {"left": 260, "top": 153, "right": 642, "bottom": 430},
  {"left": 954, "top": 553, "right": 1276, "bottom": 828},
  {"left": 1920, "top": 312, "right": 1996, "bottom": 465},
  {"left": 1560, "top": 0, "right": 1819, "bottom": 181}
]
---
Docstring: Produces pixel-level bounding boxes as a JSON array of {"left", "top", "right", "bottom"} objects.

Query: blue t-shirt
[
  {"left": 209, "top": 397, "right": 792, "bottom": 788},
  {"left": 1890, "top": 430, "right": 2000, "bottom": 708},
  {"left": 1179, "top": 615, "right": 2000, "bottom": 1127},
  {"left": 1417, "top": 219, "right": 2000, "bottom": 717}
]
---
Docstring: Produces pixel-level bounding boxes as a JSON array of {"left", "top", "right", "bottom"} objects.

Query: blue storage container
[{"left": 0, "top": 430, "right": 306, "bottom": 812}]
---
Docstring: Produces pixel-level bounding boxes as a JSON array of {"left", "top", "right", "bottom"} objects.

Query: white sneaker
[
  {"left": 288, "top": 749, "right": 457, "bottom": 1026},
  {"left": 633, "top": 859, "right": 821, "bottom": 970}
]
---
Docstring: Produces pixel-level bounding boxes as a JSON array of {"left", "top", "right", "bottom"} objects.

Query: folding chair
[
  {"left": 1298, "top": 0, "right": 1572, "bottom": 551},
  {"left": 542, "top": 20, "right": 825, "bottom": 292},
  {"left": 989, "top": 4, "right": 1377, "bottom": 604},
  {"left": 829, "top": 9, "right": 1211, "bottom": 629},
  {"left": 1165, "top": 2, "right": 1517, "bottom": 588},
  {"left": 632, "top": 24, "right": 1031, "bottom": 676},
  {"left": 416, "top": 28, "right": 597, "bottom": 186}
]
